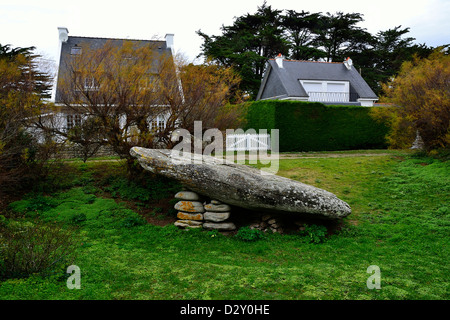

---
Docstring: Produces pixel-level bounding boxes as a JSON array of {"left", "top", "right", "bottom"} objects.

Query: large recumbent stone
[{"left": 130, "top": 147, "right": 351, "bottom": 220}]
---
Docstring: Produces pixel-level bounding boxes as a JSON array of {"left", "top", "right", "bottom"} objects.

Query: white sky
[{"left": 1, "top": 0, "right": 449, "bottom": 64}]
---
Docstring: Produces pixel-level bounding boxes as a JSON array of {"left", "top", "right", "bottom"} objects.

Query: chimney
[
  {"left": 165, "top": 33, "right": 174, "bottom": 52},
  {"left": 275, "top": 53, "right": 284, "bottom": 68},
  {"left": 58, "top": 27, "right": 69, "bottom": 43},
  {"left": 344, "top": 57, "right": 353, "bottom": 70}
]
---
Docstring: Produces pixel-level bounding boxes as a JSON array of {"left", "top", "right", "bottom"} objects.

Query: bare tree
[
  {"left": 39, "top": 40, "right": 168, "bottom": 168},
  {"left": 157, "top": 55, "right": 245, "bottom": 149}
]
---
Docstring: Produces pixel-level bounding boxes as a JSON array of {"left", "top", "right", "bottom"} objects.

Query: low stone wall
[{"left": 58, "top": 145, "right": 116, "bottom": 159}]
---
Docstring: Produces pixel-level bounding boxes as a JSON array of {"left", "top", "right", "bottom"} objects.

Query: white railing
[
  {"left": 308, "top": 91, "right": 357, "bottom": 103},
  {"left": 226, "top": 133, "right": 271, "bottom": 151}
]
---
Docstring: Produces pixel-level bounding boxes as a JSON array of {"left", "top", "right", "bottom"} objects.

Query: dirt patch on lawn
[{"left": 119, "top": 196, "right": 177, "bottom": 227}]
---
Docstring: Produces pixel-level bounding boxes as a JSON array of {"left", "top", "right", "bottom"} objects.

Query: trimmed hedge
[{"left": 245, "top": 100, "right": 389, "bottom": 152}]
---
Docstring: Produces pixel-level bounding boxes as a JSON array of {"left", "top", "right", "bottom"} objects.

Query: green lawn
[{"left": 0, "top": 151, "right": 448, "bottom": 300}]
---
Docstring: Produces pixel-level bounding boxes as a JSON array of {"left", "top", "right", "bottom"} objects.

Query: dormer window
[
  {"left": 71, "top": 46, "right": 82, "bottom": 55},
  {"left": 299, "top": 80, "right": 351, "bottom": 102},
  {"left": 84, "top": 77, "right": 99, "bottom": 90}
]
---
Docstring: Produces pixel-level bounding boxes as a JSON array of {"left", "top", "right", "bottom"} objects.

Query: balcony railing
[{"left": 307, "top": 92, "right": 360, "bottom": 103}]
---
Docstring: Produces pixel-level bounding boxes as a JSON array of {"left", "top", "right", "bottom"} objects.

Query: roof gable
[{"left": 257, "top": 65, "right": 289, "bottom": 100}]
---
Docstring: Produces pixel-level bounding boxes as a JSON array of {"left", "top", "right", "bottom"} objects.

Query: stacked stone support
[
  {"left": 173, "top": 191, "right": 236, "bottom": 231},
  {"left": 203, "top": 200, "right": 236, "bottom": 231},
  {"left": 173, "top": 191, "right": 204, "bottom": 229}
]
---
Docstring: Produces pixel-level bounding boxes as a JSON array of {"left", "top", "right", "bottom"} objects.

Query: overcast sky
[{"left": 1, "top": 0, "right": 449, "bottom": 64}]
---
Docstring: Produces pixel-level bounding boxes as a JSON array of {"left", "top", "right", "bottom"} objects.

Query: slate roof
[
  {"left": 256, "top": 59, "right": 378, "bottom": 101},
  {"left": 55, "top": 36, "right": 172, "bottom": 103}
]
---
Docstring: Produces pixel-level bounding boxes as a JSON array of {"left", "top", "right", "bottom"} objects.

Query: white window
[
  {"left": 151, "top": 118, "right": 157, "bottom": 131},
  {"left": 301, "top": 81, "right": 323, "bottom": 93},
  {"left": 150, "top": 115, "right": 166, "bottom": 132},
  {"left": 327, "top": 82, "right": 347, "bottom": 93},
  {"left": 66, "top": 114, "right": 83, "bottom": 131}
]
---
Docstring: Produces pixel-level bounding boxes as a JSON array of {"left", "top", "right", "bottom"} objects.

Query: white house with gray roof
[
  {"left": 54, "top": 27, "right": 175, "bottom": 133},
  {"left": 256, "top": 55, "right": 378, "bottom": 106}
]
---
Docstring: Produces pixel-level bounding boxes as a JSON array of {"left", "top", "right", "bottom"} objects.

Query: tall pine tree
[{"left": 197, "top": 1, "right": 288, "bottom": 98}]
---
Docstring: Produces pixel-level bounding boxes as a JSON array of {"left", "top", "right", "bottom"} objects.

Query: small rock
[
  {"left": 203, "top": 222, "right": 236, "bottom": 231},
  {"left": 176, "top": 219, "right": 203, "bottom": 226},
  {"left": 249, "top": 223, "right": 260, "bottom": 230},
  {"left": 262, "top": 215, "right": 271, "bottom": 221},
  {"left": 204, "top": 203, "right": 231, "bottom": 212},
  {"left": 174, "top": 220, "right": 203, "bottom": 229},
  {"left": 174, "top": 201, "right": 205, "bottom": 213},
  {"left": 204, "top": 211, "right": 230, "bottom": 222},
  {"left": 175, "top": 191, "right": 200, "bottom": 201},
  {"left": 177, "top": 212, "right": 203, "bottom": 221},
  {"left": 211, "top": 199, "right": 222, "bottom": 205},
  {"left": 267, "top": 218, "right": 277, "bottom": 225}
]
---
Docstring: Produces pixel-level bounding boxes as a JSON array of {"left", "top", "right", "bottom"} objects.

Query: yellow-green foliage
[
  {"left": 380, "top": 49, "right": 450, "bottom": 150},
  {"left": 369, "top": 106, "right": 416, "bottom": 149}
]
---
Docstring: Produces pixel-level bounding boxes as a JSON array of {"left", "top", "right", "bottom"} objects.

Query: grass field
[{"left": 0, "top": 151, "right": 448, "bottom": 300}]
